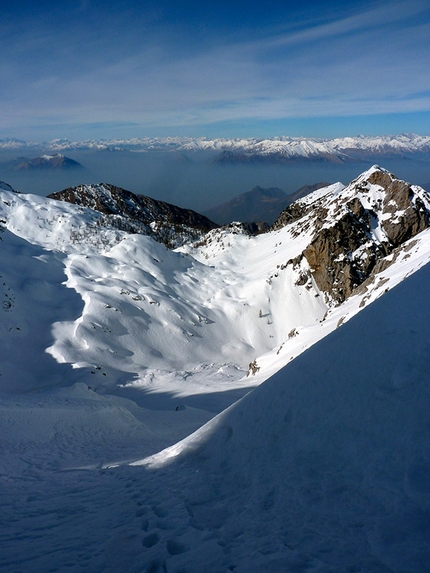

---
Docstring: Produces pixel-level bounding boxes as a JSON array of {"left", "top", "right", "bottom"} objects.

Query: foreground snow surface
[
  {"left": 2, "top": 256, "right": 430, "bottom": 573},
  {"left": 1, "top": 179, "right": 430, "bottom": 572}
]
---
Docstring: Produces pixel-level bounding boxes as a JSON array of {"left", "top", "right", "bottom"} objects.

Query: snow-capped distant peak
[
  {"left": 1, "top": 134, "right": 430, "bottom": 160},
  {"left": 40, "top": 153, "right": 64, "bottom": 161}
]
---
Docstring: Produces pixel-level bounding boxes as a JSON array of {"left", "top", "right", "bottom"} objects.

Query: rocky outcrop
[
  {"left": 274, "top": 166, "right": 430, "bottom": 305},
  {"left": 272, "top": 201, "right": 311, "bottom": 228},
  {"left": 48, "top": 183, "right": 218, "bottom": 248},
  {"left": 366, "top": 170, "right": 429, "bottom": 245},
  {"left": 302, "top": 212, "right": 389, "bottom": 302}
]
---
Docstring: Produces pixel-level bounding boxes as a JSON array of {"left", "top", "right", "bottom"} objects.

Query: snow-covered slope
[
  {"left": 0, "top": 184, "right": 328, "bottom": 396},
  {"left": 1, "top": 166, "right": 430, "bottom": 394},
  {"left": 48, "top": 182, "right": 218, "bottom": 248},
  {"left": 134, "top": 258, "right": 430, "bottom": 573},
  {"left": 1, "top": 166, "right": 430, "bottom": 572}
]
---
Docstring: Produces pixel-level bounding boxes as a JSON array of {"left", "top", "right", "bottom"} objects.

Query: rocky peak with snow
[
  {"left": 48, "top": 183, "right": 219, "bottom": 248},
  {"left": 3, "top": 153, "right": 84, "bottom": 171},
  {"left": 273, "top": 166, "right": 430, "bottom": 304}
]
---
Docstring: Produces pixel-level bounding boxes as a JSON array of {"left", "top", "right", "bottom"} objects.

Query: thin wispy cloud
[{"left": 1, "top": 0, "right": 429, "bottom": 138}]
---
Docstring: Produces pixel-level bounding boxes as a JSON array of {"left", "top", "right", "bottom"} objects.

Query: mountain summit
[
  {"left": 271, "top": 165, "right": 430, "bottom": 303},
  {"left": 3, "top": 153, "right": 84, "bottom": 171}
]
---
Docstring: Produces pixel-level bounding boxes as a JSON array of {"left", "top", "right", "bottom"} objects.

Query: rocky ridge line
[
  {"left": 272, "top": 166, "right": 430, "bottom": 304},
  {"left": 48, "top": 183, "right": 219, "bottom": 248}
]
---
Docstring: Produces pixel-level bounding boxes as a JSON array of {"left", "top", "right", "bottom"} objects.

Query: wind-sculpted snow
[
  {"left": 1, "top": 165, "right": 430, "bottom": 572},
  {"left": 0, "top": 186, "right": 328, "bottom": 392},
  {"left": 135, "top": 261, "right": 430, "bottom": 573}
]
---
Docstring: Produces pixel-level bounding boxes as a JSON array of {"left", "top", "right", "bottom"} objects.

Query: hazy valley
[{"left": 1, "top": 135, "right": 430, "bottom": 216}]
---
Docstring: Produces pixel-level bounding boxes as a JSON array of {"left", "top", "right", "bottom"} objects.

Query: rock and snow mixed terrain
[
  {"left": 1, "top": 166, "right": 430, "bottom": 572},
  {"left": 1, "top": 153, "right": 85, "bottom": 172},
  {"left": 48, "top": 183, "right": 218, "bottom": 248}
]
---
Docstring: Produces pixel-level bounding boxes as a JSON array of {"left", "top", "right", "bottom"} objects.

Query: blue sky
[{"left": 1, "top": 0, "right": 430, "bottom": 140}]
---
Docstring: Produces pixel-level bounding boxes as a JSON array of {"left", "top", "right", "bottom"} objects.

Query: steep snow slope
[
  {"left": 133, "top": 260, "right": 430, "bottom": 573},
  {"left": 2, "top": 235, "right": 429, "bottom": 572}
]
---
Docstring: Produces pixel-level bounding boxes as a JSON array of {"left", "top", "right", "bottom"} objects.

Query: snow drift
[{"left": 136, "top": 261, "right": 430, "bottom": 572}]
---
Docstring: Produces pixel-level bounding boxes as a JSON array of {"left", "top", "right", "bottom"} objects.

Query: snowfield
[{"left": 1, "top": 168, "right": 430, "bottom": 572}]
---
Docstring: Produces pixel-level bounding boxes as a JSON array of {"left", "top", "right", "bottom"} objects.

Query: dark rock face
[
  {"left": 5, "top": 154, "right": 84, "bottom": 171},
  {"left": 302, "top": 212, "right": 389, "bottom": 302},
  {"left": 48, "top": 183, "right": 218, "bottom": 248},
  {"left": 273, "top": 167, "right": 430, "bottom": 305},
  {"left": 272, "top": 201, "right": 311, "bottom": 229},
  {"left": 366, "top": 171, "right": 429, "bottom": 246}
]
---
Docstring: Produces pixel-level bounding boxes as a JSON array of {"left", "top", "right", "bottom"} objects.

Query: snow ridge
[{"left": 48, "top": 182, "right": 218, "bottom": 248}]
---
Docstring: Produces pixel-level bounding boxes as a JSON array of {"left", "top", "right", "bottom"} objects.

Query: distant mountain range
[
  {"left": 1, "top": 134, "right": 430, "bottom": 162},
  {"left": 1, "top": 153, "right": 85, "bottom": 172},
  {"left": 203, "top": 182, "right": 330, "bottom": 225},
  {"left": 209, "top": 135, "right": 430, "bottom": 164}
]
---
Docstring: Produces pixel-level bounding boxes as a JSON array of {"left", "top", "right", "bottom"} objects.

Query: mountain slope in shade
[
  {"left": 138, "top": 259, "right": 430, "bottom": 573},
  {"left": 2, "top": 153, "right": 85, "bottom": 171},
  {"left": 203, "top": 182, "right": 330, "bottom": 225},
  {"left": 0, "top": 180, "right": 15, "bottom": 192}
]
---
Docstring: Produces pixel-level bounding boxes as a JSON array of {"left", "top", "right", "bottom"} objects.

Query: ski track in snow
[{"left": 1, "top": 168, "right": 430, "bottom": 572}]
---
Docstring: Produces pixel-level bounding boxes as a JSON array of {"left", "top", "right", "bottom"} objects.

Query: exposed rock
[
  {"left": 48, "top": 183, "right": 219, "bottom": 248},
  {"left": 302, "top": 213, "right": 389, "bottom": 303},
  {"left": 271, "top": 166, "right": 430, "bottom": 305},
  {"left": 272, "top": 201, "right": 311, "bottom": 229}
]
